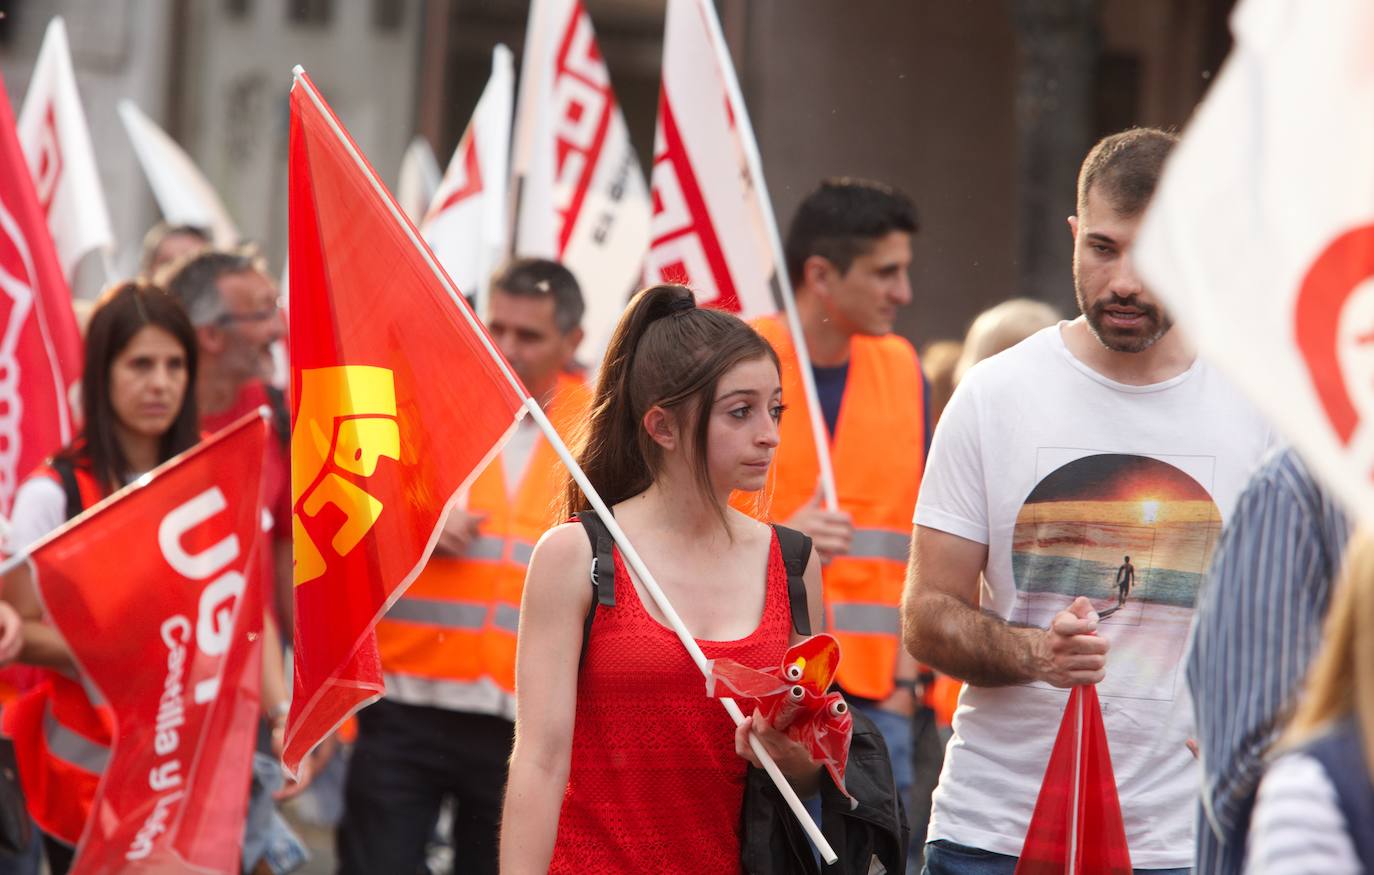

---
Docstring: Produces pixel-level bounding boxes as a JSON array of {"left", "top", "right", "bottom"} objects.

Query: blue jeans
[
  {"left": 922, "top": 840, "right": 1190, "bottom": 875},
  {"left": 853, "top": 701, "right": 917, "bottom": 873},
  {"left": 243, "top": 753, "right": 310, "bottom": 874}
]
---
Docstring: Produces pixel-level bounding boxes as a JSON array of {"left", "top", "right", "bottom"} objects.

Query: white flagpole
[
  {"left": 291, "top": 66, "right": 839, "bottom": 865},
  {"left": 693, "top": 0, "right": 839, "bottom": 511},
  {"left": 1068, "top": 689, "right": 1084, "bottom": 874}
]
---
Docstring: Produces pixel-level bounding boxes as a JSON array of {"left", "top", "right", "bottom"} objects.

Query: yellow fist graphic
[{"left": 292, "top": 366, "right": 401, "bottom": 586}]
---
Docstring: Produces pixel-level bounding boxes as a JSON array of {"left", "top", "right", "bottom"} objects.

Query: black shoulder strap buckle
[
  {"left": 773, "top": 524, "right": 812, "bottom": 636},
  {"left": 576, "top": 509, "right": 616, "bottom": 666}
]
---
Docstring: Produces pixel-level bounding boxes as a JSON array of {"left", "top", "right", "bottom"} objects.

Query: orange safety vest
[
  {"left": 926, "top": 673, "right": 961, "bottom": 728},
  {"left": 748, "top": 315, "right": 924, "bottom": 701},
  {"left": 377, "top": 373, "right": 592, "bottom": 710},
  {"left": 2, "top": 458, "right": 114, "bottom": 845}
]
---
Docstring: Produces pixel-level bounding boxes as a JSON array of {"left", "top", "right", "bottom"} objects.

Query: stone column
[{"left": 1013, "top": 0, "right": 1097, "bottom": 310}]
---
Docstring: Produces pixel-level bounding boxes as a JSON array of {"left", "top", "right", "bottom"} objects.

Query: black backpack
[{"left": 573, "top": 510, "right": 909, "bottom": 873}]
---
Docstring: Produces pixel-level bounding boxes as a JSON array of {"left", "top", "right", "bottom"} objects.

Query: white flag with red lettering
[
  {"left": 645, "top": 0, "right": 776, "bottom": 318},
  {"left": 421, "top": 45, "right": 513, "bottom": 315},
  {"left": 1134, "top": 0, "right": 1374, "bottom": 520},
  {"left": 118, "top": 100, "right": 240, "bottom": 248},
  {"left": 17, "top": 17, "right": 114, "bottom": 281},
  {"left": 512, "top": 0, "right": 651, "bottom": 359}
]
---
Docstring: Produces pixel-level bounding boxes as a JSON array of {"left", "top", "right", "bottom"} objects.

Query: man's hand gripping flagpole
[{"left": 290, "top": 64, "right": 840, "bottom": 866}]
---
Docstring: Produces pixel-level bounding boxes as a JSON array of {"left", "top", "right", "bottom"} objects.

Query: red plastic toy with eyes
[{"left": 705, "top": 633, "right": 854, "bottom": 799}]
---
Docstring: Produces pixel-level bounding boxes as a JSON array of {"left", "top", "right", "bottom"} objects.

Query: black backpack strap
[
  {"left": 773, "top": 524, "right": 812, "bottom": 636},
  {"left": 576, "top": 510, "right": 616, "bottom": 665},
  {"left": 263, "top": 384, "right": 291, "bottom": 450},
  {"left": 50, "top": 457, "right": 84, "bottom": 522}
]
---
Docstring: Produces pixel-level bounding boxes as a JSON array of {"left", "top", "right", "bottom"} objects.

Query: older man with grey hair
[{"left": 162, "top": 250, "right": 291, "bottom": 612}]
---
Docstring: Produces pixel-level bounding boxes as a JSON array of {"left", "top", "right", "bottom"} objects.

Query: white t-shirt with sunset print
[{"left": 914, "top": 323, "right": 1273, "bottom": 869}]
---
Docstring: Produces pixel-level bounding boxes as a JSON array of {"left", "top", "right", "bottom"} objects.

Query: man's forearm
[{"left": 904, "top": 591, "right": 1043, "bottom": 687}]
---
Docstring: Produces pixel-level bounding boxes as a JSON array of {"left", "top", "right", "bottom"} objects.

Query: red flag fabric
[
  {"left": 31, "top": 413, "right": 268, "bottom": 874},
  {"left": 0, "top": 70, "right": 82, "bottom": 513},
  {"left": 285, "top": 69, "right": 527, "bottom": 773},
  {"left": 1015, "top": 685, "right": 1132, "bottom": 875}
]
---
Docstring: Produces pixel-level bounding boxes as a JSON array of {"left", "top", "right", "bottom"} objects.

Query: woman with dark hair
[
  {"left": 500, "top": 286, "right": 825, "bottom": 874},
  {"left": 0, "top": 281, "right": 198, "bottom": 874}
]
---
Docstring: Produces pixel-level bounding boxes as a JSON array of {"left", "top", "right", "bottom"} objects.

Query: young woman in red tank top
[{"left": 500, "top": 285, "right": 825, "bottom": 874}]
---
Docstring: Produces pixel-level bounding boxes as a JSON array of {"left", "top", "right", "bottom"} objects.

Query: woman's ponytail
[
  {"left": 562, "top": 286, "right": 694, "bottom": 517},
  {"left": 560, "top": 284, "right": 777, "bottom": 523}
]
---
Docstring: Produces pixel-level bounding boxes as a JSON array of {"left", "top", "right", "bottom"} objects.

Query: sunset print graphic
[{"left": 1011, "top": 453, "right": 1221, "bottom": 702}]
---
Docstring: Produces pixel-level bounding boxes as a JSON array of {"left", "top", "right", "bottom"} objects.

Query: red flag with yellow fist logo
[{"left": 284, "top": 69, "right": 527, "bottom": 773}]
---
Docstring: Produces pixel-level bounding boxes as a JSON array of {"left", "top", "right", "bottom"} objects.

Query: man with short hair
[
  {"left": 745, "top": 177, "right": 926, "bottom": 863},
  {"left": 337, "top": 258, "right": 590, "bottom": 875},
  {"left": 163, "top": 250, "right": 290, "bottom": 616},
  {"left": 902, "top": 129, "right": 1273, "bottom": 873}
]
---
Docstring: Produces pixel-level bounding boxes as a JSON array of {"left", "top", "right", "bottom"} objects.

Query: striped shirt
[
  {"left": 1245, "top": 752, "right": 1360, "bottom": 874},
  {"left": 1186, "top": 448, "right": 1350, "bottom": 874}
]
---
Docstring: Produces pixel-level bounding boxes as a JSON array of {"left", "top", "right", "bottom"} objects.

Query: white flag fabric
[
  {"left": 645, "top": 0, "right": 776, "bottom": 319},
  {"left": 511, "top": 0, "right": 651, "bottom": 360},
  {"left": 397, "top": 136, "right": 441, "bottom": 225},
  {"left": 118, "top": 100, "right": 240, "bottom": 247},
  {"left": 17, "top": 17, "right": 113, "bottom": 281},
  {"left": 422, "top": 45, "right": 513, "bottom": 316},
  {"left": 1135, "top": 0, "right": 1374, "bottom": 519}
]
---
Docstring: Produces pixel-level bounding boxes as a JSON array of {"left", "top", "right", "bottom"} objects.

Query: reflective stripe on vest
[
  {"left": 383, "top": 673, "right": 516, "bottom": 720},
  {"left": 493, "top": 604, "right": 519, "bottom": 633},
  {"left": 387, "top": 597, "right": 487, "bottom": 629},
  {"left": 456, "top": 537, "right": 535, "bottom": 566},
  {"left": 848, "top": 528, "right": 910, "bottom": 562},
  {"left": 510, "top": 539, "right": 536, "bottom": 567},
  {"left": 831, "top": 603, "right": 901, "bottom": 636},
  {"left": 467, "top": 535, "right": 505, "bottom": 562},
  {"left": 386, "top": 596, "right": 520, "bottom": 634},
  {"left": 42, "top": 702, "right": 109, "bottom": 773}
]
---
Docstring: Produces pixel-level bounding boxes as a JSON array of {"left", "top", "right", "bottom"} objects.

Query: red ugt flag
[
  {"left": 1015, "top": 686, "right": 1132, "bottom": 875},
  {"left": 0, "top": 70, "right": 82, "bottom": 513},
  {"left": 285, "top": 69, "right": 527, "bottom": 773},
  {"left": 31, "top": 413, "right": 268, "bottom": 874}
]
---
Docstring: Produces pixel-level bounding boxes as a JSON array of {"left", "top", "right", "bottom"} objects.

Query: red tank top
[{"left": 548, "top": 528, "right": 792, "bottom": 874}]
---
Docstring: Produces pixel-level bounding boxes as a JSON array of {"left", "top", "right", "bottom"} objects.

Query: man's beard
[{"left": 1078, "top": 291, "right": 1173, "bottom": 354}]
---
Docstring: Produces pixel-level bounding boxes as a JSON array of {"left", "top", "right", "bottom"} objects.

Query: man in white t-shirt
[{"left": 902, "top": 128, "right": 1273, "bottom": 874}]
